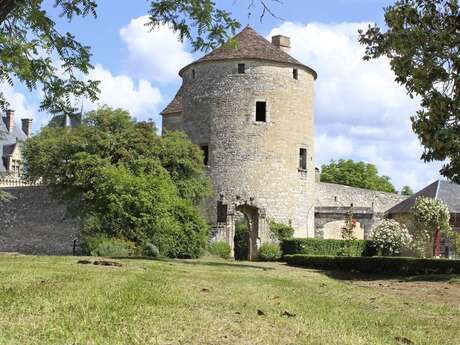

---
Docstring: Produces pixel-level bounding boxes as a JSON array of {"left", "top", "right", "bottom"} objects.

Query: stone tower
[{"left": 161, "top": 27, "right": 317, "bottom": 259}]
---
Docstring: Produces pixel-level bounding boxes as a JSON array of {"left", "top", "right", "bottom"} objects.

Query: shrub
[
  {"left": 258, "top": 243, "right": 282, "bottom": 261},
  {"left": 88, "top": 236, "right": 137, "bottom": 257},
  {"left": 281, "top": 238, "right": 377, "bottom": 257},
  {"left": 269, "top": 221, "right": 295, "bottom": 241},
  {"left": 142, "top": 242, "right": 160, "bottom": 258},
  {"left": 284, "top": 255, "right": 460, "bottom": 275},
  {"left": 371, "top": 220, "right": 411, "bottom": 256},
  {"left": 209, "top": 241, "right": 231, "bottom": 259}
]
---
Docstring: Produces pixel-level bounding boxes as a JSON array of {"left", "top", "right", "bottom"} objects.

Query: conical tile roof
[{"left": 179, "top": 26, "right": 317, "bottom": 78}]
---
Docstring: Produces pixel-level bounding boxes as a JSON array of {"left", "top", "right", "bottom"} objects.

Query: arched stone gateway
[{"left": 212, "top": 201, "right": 269, "bottom": 260}]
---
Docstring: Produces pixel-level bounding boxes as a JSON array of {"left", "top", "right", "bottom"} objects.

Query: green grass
[{"left": 0, "top": 256, "right": 459, "bottom": 345}]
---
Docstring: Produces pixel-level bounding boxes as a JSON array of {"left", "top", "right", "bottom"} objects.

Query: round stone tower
[{"left": 161, "top": 27, "right": 317, "bottom": 259}]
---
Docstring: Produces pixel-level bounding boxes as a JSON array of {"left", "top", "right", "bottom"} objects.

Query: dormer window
[
  {"left": 238, "top": 63, "right": 245, "bottom": 74},
  {"left": 293, "top": 68, "right": 298, "bottom": 80}
]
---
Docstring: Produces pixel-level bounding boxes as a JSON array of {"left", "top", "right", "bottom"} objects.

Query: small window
[
  {"left": 192, "top": 69, "right": 196, "bottom": 79},
  {"left": 238, "top": 63, "right": 245, "bottom": 74},
  {"left": 293, "top": 68, "right": 298, "bottom": 80},
  {"left": 255, "top": 101, "right": 266, "bottom": 122},
  {"left": 217, "top": 201, "right": 228, "bottom": 223},
  {"left": 299, "top": 148, "right": 307, "bottom": 170},
  {"left": 200, "top": 145, "right": 209, "bottom": 166}
]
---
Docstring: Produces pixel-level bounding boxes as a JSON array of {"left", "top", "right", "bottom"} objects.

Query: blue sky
[{"left": 3, "top": 0, "right": 443, "bottom": 191}]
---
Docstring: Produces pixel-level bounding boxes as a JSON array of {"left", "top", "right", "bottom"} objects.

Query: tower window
[
  {"left": 255, "top": 101, "right": 267, "bottom": 122},
  {"left": 192, "top": 69, "right": 196, "bottom": 79},
  {"left": 200, "top": 145, "right": 209, "bottom": 165},
  {"left": 238, "top": 63, "right": 245, "bottom": 74},
  {"left": 299, "top": 148, "right": 307, "bottom": 170},
  {"left": 293, "top": 68, "right": 298, "bottom": 80}
]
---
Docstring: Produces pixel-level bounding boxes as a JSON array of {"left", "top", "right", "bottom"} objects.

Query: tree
[
  {"left": 341, "top": 207, "right": 357, "bottom": 256},
  {"left": 411, "top": 196, "right": 452, "bottom": 257},
  {"left": 320, "top": 159, "right": 396, "bottom": 193},
  {"left": 1, "top": 0, "right": 100, "bottom": 114},
  {"left": 1, "top": 0, "right": 278, "bottom": 115},
  {"left": 22, "top": 106, "right": 212, "bottom": 258},
  {"left": 401, "top": 185, "right": 414, "bottom": 196},
  {"left": 359, "top": 1, "right": 460, "bottom": 182}
]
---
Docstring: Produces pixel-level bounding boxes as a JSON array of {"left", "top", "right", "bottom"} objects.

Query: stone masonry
[{"left": 0, "top": 187, "right": 81, "bottom": 254}]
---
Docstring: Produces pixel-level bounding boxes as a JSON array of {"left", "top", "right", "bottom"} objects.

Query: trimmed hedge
[
  {"left": 281, "top": 238, "right": 377, "bottom": 257},
  {"left": 284, "top": 255, "right": 460, "bottom": 275}
]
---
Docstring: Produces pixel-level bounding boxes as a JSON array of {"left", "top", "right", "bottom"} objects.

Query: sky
[{"left": 2, "top": 0, "right": 443, "bottom": 191}]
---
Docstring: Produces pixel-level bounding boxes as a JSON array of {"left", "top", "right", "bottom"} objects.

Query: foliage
[
  {"left": 142, "top": 242, "right": 160, "bottom": 258},
  {"left": 269, "top": 220, "right": 295, "bottom": 241},
  {"left": 401, "top": 185, "right": 414, "bottom": 196},
  {"left": 0, "top": 0, "right": 99, "bottom": 114},
  {"left": 1, "top": 1, "right": 280, "bottom": 115},
  {"left": 285, "top": 254, "right": 460, "bottom": 275},
  {"left": 281, "top": 238, "right": 377, "bottom": 257},
  {"left": 208, "top": 241, "right": 231, "bottom": 259},
  {"left": 359, "top": 0, "right": 460, "bottom": 182},
  {"left": 23, "top": 107, "right": 211, "bottom": 258},
  {"left": 371, "top": 219, "right": 412, "bottom": 256},
  {"left": 234, "top": 218, "right": 249, "bottom": 260},
  {"left": 320, "top": 159, "right": 396, "bottom": 193},
  {"left": 341, "top": 207, "right": 357, "bottom": 256},
  {"left": 86, "top": 236, "right": 138, "bottom": 257},
  {"left": 411, "top": 196, "right": 452, "bottom": 257},
  {"left": 258, "top": 243, "right": 282, "bottom": 261}
]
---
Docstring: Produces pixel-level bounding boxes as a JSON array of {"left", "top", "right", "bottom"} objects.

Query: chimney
[
  {"left": 272, "top": 35, "right": 291, "bottom": 53},
  {"left": 5, "top": 109, "right": 14, "bottom": 133},
  {"left": 21, "top": 118, "right": 33, "bottom": 138}
]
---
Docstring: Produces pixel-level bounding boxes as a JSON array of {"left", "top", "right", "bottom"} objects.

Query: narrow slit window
[
  {"left": 238, "top": 63, "right": 245, "bottom": 74},
  {"left": 293, "top": 68, "right": 298, "bottom": 80},
  {"left": 256, "top": 101, "right": 267, "bottom": 122},
  {"left": 200, "top": 145, "right": 209, "bottom": 165},
  {"left": 299, "top": 148, "right": 307, "bottom": 170},
  {"left": 192, "top": 69, "right": 196, "bottom": 79}
]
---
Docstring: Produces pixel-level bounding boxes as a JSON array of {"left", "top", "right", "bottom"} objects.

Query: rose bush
[{"left": 371, "top": 220, "right": 411, "bottom": 256}]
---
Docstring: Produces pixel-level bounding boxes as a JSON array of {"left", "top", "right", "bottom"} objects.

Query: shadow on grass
[
  {"left": 171, "top": 259, "right": 275, "bottom": 271},
  {"left": 318, "top": 270, "right": 459, "bottom": 282},
  {"left": 111, "top": 256, "right": 275, "bottom": 271}
]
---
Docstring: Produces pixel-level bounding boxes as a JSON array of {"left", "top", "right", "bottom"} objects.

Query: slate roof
[
  {"left": 161, "top": 86, "right": 184, "bottom": 115},
  {"left": 0, "top": 116, "right": 27, "bottom": 173},
  {"left": 386, "top": 180, "right": 460, "bottom": 214},
  {"left": 49, "top": 113, "right": 82, "bottom": 128},
  {"left": 179, "top": 26, "right": 317, "bottom": 78}
]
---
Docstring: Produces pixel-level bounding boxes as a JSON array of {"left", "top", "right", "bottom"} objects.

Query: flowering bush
[
  {"left": 371, "top": 220, "right": 412, "bottom": 256},
  {"left": 411, "top": 197, "right": 452, "bottom": 257}
]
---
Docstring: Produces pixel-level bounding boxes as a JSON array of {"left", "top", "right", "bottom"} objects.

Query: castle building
[
  {"left": 161, "top": 26, "right": 405, "bottom": 259},
  {"left": 162, "top": 27, "right": 317, "bottom": 258},
  {"left": 0, "top": 109, "right": 32, "bottom": 179}
]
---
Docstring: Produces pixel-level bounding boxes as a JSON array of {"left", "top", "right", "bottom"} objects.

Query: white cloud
[
  {"left": 120, "top": 16, "right": 194, "bottom": 83},
  {"left": 269, "top": 22, "right": 441, "bottom": 190},
  {"left": 84, "top": 64, "right": 162, "bottom": 121}
]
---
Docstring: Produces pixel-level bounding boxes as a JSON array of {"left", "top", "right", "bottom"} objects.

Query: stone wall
[
  {"left": 0, "top": 187, "right": 81, "bottom": 254},
  {"left": 315, "top": 183, "right": 407, "bottom": 239}
]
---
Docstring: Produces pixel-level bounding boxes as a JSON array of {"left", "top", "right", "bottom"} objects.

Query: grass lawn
[{"left": 0, "top": 256, "right": 459, "bottom": 345}]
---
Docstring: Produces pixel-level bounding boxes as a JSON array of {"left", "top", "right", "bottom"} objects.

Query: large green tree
[
  {"left": 320, "top": 159, "right": 396, "bottom": 193},
  {"left": 1, "top": 0, "right": 278, "bottom": 114},
  {"left": 359, "top": 0, "right": 460, "bottom": 182},
  {"left": 22, "top": 106, "right": 212, "bottom": 258}
]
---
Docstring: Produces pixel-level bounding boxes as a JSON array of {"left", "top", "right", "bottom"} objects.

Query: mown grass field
[{"left": 0, "top": 255, "right": 459, "bottom": 345}]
